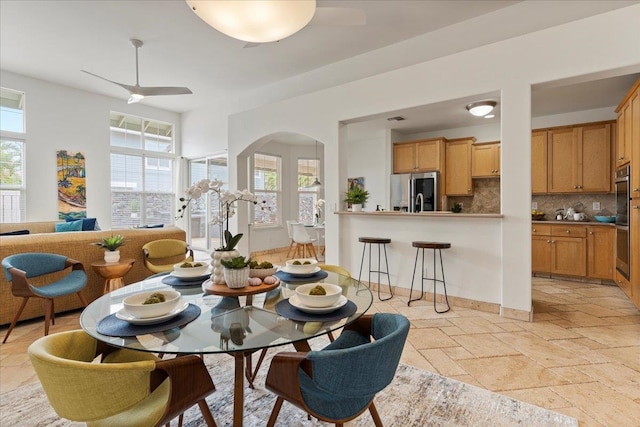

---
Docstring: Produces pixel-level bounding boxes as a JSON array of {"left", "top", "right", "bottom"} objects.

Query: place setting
[
  {"left": 161, "top": 261, "right": 212, "bottom": 287},
  {"left": 275, "top": 258, "right": 329, "bottom": 283},
  {"left": 96, "top": 289, "right": 201, "bottom": 337},
  {"left": 275, "top": 283, "right": 357, "bottom": 322}
]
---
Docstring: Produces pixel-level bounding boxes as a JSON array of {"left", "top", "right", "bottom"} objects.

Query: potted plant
[
  {"left": 451, "top": 202, "right": 463, "bottom": 213},
  {"left": 92, "top": 235, "right": 125, "bottom": 263},
  {"left": 344, "top": 186, "right": 370, "bottom": 212},
  {"left": 221, "top": 256, "right": 251, "bottom": 289}
]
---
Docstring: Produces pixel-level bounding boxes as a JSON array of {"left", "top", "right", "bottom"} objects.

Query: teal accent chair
[
  {"left": 2, "top": 253, "right": 88, "bottom": 343},
  {"left": 265, "top": 313, "right": 410, "bottom": 426}
]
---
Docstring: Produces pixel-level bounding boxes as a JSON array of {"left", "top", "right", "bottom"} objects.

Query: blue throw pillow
[
  {"left": 65, "top": 217, "right": 97, "bottom": 231},
  {"left": 55, "top": 220, "right": 83, "bottom": 232}
]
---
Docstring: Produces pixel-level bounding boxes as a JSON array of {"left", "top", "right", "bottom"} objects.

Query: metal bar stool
[
  {"left": 408, "top": 241, "right": 451, "bottom": 313},
  {"left": 357, "top": 237, "right": 393, "bottom": 301}
]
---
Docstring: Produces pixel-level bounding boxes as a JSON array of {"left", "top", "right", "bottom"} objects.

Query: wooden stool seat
[
  {"left": 412, "top": 241, "right": 451, "bottom": 249},
  {"left": 359, "top": 237, "right": 391, "bottom": 244},
  {"left": 408, "top": 240, "right": 451, "bottom": 313},
  {"left": 358, "top": 237, "right": 393, "bottom": 301}
]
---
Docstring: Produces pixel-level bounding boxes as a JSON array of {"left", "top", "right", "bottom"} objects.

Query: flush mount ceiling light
[
  {"left": 466, "top": 101, "right": 497, "bottom": 117},
  {"left": 185, "top": 0, "right": 316, "bottom": 43}
]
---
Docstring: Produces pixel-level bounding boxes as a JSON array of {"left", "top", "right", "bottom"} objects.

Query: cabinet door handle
[
  {"left": 547, "top": 240, "right": 551, "bottom": 243},
  {"left": 619, "top": 156, "right": 624, "bottom": 160},
  {"left": 633, "top": 188, "right": 640, "bottom": 192},
  {"left": 551, "top": 240, "right": 555, "bottom": 243},
  {"left": 533, "top": 228, "right": 536, "bottom": 232},
  {"left": 633, "top": 205, "right": 640, "bottom": 209},
  {"left": 589, "top": 231, "right": 593, "bottom": 235},
  {"left": 566, "top": 230, "right": 570, "bottom": 233},
  {"left": 573, "top": 185, "right": 578, "bottom": 189}
]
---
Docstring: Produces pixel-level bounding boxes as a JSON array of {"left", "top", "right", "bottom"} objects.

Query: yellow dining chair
[
  {"left": 28, "top": 329, "right": 217, "bottom": 427},
  {"left": 142, "top": 239, "right": 194, "bottom": 274}
]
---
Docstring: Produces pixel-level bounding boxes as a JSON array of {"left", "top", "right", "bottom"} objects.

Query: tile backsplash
[{"left": 444, "top": 177, "right": 615, "bottom": 219}]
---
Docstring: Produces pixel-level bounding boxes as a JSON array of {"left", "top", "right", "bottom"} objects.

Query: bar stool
[
  {"left": 357, "top": 237, "right": 393, "bottom": 301},
  {"left": 408, "top": 241, "right": 451, "bottom": 313}
]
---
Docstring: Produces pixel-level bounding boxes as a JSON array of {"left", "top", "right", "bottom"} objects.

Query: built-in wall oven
[{"left": 615, "top": 166, "right": 630, "bottom": 279}]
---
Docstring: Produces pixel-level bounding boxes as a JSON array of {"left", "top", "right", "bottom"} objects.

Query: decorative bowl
[
  {"left": 123, "top": 290, "right": 181, "bottom": 318},
  {"left": 285, "top": 258, "right": 318, "bottom": 274},
  {"left": 294, "top": 283, "right": 342, "bottom": 308},
  {"left": 532, "top": 213, "right": 545, "bottom": 221},
  {"left": 249, "top": 267, "right": 278, "bottom": 279},
  {"left": 594, "top": 215, "right": 616, "bottom": 223},
  {"left": 173, "top": 261, "right": 209, "bottom": 277}
]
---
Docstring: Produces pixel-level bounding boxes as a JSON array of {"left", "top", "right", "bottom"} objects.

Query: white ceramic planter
[
  {"left": 351, "top": 204, "right": 363, "bottom": 212},
  {"left": 223, "top": 267, "right": 249, "bottom": 289},
  {"left": 103, "top": 250, "right": 120, "bottom": 263},
  {"left": 211, "top": 249, "right": 240, "bottom": 284}
]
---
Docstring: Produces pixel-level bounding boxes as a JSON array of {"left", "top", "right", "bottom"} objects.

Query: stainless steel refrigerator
[{"left": 390, "top": 172, "right": 439, "bottom": 212}]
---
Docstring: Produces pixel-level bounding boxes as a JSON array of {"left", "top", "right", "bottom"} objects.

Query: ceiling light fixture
[
  {"left": 466, "top": 101, "right": 497, "bottom": 117},
  {"left": 307, "top": 140, "right": 322, "bottom": 188},
  {"left": 185, "top": 0, "right": 317, "bottom": 43}
]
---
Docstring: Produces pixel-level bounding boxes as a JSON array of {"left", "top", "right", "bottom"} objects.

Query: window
[
  {"left": 0, "top": 88, "right": 26, "bottom": 223},
  {"left": 188, "top": 156, "right": 228, "bottom": 251},
  {"left": 109, "top": 112, "right": 175, "bottom": 229},
  {"left": 253, "top": 153, "right": 280, "bottom": 227},
  {"left": 297, "top": 158, "right": 319, "bottom": 224}
]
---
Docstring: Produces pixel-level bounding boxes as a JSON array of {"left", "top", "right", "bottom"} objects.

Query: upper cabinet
[
  {"left": 531, "top": 130, "right": 548, "bottom": 194},
  {"left": 616, "top": 78, "right": 640, "bottom": 197},
  {"left": 393, "top": 138, "right": 445, "bottom": 174},
  {"left": 471, "top": 141, "right": 500, "bottom": 178},
  {"left": 445, "top": 137, "right": 475, "bottom": 196},
  {"left": 546, "top": 122, "right": 612, "bottom": 193}
]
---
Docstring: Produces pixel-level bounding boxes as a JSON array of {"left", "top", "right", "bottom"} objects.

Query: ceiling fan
[{"left": 82, "top": 39, "right": 192, "bottom": 104}]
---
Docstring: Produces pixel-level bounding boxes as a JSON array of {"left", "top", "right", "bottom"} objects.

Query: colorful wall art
[{"left": 57, "top": 150, "right": 86, "bottom": 219}]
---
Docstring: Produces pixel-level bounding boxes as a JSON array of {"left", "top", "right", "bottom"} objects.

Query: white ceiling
[{"left": 1, "top": 0, "right": 639, "bottom": 137}]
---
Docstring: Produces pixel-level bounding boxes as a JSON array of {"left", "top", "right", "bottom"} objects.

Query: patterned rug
[{"left": 1, "top": 348, "right": 577, "bottom": 426}]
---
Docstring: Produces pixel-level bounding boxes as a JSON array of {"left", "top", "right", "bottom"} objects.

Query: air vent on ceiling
[{"left": 387, "top": 116, "right": 406, "bottom": 121}]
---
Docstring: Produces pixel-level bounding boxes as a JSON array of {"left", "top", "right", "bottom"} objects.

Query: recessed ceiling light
[{"left": 466, "top": 101, "right": 497, "bottom": 117}]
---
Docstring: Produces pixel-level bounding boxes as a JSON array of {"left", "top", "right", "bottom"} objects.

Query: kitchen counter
[
  {"left": 532, "top": 220, "right": 615, "bottom": 226},
  {"left": 336, "top": 211, "right": 502, "bottom": 219}
]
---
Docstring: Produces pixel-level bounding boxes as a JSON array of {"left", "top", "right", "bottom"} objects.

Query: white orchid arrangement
[
  {"left": 314, "top": 198, "right": 325, "bottom": 222},
  {"left": 177, "top": 179, "right": 261, "bottom": 251}
]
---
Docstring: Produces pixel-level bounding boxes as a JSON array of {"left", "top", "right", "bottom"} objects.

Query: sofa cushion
[
  {"left": 55, "top": 220, "right": 83, "bottom": 232},
  {"left": 0, "top": 229, "right": 30, "bottom": 236},
  {"left": 66, "top": 217, "right": 98, "bottom": 231}
]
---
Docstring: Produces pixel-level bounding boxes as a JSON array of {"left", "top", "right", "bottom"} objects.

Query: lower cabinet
[{"left": 532, "top": 224, "right": 613, "bottom": 280}]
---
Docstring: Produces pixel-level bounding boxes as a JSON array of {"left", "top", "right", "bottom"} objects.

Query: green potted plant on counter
[
  {"left": 221, "top": 256, "right": 251, "bottom": 289},
  {"left": 91, "top": 235, "right": 125, "bottom": 263},
  {"left": 344, "top": 186, "right": 370, "bottom": 212}
]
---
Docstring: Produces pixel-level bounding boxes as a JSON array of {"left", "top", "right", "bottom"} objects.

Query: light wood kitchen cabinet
[
  {"left": 587, "top": 226, "right": 614, "bottom": 280},
  {"left": 615, "top": 269, "right": 632, "bottom": 299},
  {"left": 532, "top": 224, "right": 588, "bottom": 278},
  {"left": 616, "top": 102, "right": 631, "bottom": 168},
  {"left": 445, "top": 137, "right": 474, "bottom": 196},
  {"left": 547, "top": 122, "right": 612, "bottom": 193},
  {"left": 531, "top": 130, "right": 548, "bottom": 194},
  {"left": 631, "top": 199, "right": 640, "bottom": 306},
  {"left": 393, "top": 138, "right": 444, "bottom": 174},
  {"left": 471, "top": 141, "right": 500, "bottom": 177}
]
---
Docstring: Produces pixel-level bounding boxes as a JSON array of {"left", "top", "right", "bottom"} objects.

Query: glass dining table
[{"left": 80, "top": 269, "right": 373, "bottom": 427}]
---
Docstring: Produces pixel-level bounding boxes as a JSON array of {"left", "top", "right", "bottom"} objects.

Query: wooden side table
[{"left": 91, "top": 258, "right": 136, "bottom": 294}]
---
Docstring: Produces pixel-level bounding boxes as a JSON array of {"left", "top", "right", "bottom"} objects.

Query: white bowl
[
  {"left": 173, "top": 261, "right": 209, "bottom": 277},
  {"left": 294, "top": 283, "right": 342, "bottom": 308},
  {"left": 123, "top": 290, "right": 182, "bottom": 319},
  {"left": 285, "top": 258, "right": 318, "bottom": 275}
]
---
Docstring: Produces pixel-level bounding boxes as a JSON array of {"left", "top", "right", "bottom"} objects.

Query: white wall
[
  {"left": 1, "top": 71, "right": 181, "bottom": 230},
  {"left": 214, "top": 5, "right": 640, "bottom": 314}
]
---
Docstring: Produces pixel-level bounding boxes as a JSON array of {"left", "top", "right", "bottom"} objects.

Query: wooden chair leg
[
  {"left": 286, "top": 240, "right": 295, "bottom": 258},
  {"left": 77, "top": 291, "right": 88, "bottom": 307},
  {"left": 44, "top": 299, "right": 54, "bottom": 336},
  {"left": 198, "top": 399, "right": 217, "bottom": 427},
  {"left": 369, "top": 402, "right": 383, "bottom": 427},
  {"left": 308, "top": 243, "right": 318, "bottom": 259},
  {"left": 267, "top": 396, "right": 284, "bottom": 427},
  {"left": 2, "top": 297, "right": 29, "bottom": 343}
]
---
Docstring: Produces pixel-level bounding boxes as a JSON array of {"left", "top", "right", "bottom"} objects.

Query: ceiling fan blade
[
  {"left": 81, "top": 70, "right": 138, "bottom": 94},
  {"left": 137, "top": 86, "right": 193, "bottom": 96},
  {"left": 311, "top": 7, "right": 366, "bottom": 26}
]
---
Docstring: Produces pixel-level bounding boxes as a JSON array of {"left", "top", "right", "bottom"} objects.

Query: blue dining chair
[
  {"left": 265, "top": 313, "right": 410, "bottom": 426},
  {"left": 2, "top": 253, "right": 88, "bottom": 343}
]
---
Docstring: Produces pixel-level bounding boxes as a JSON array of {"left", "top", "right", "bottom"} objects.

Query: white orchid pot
[
  {"left": 104, "top": 250, "right": 120, "bottom": 263},
  {"left": 211, "top": 249, "right": 240, "bottom": 284},
  {"left": 351, "top": 203, "right": 363, "bottom": 212}
]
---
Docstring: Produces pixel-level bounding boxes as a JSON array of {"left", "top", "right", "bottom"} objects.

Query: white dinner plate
[
  {"left": 289, "top": 294, "right": 348, "bottom": 314},
  {"left": 116, "top": 301, "right": 189, "bottom": 325},
  {"left": 280, "top": 266, "right": 321, "bottom": 277},
  {"left": 170, "top": 269, "right": 211, "bottom": 280}
]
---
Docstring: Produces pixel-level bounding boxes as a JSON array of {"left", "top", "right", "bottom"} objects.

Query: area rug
[{"left": 0, "top": 350, "right": 577, "bottom": 427}]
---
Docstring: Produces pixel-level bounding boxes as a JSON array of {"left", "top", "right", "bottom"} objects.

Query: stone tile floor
[{"left": 1, "top": 250, "right": 639, "bottom": 426}]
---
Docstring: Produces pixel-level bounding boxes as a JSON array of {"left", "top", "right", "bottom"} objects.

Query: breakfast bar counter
[{"left": 336, "top": 211, "right": 502, "bottom": 219}]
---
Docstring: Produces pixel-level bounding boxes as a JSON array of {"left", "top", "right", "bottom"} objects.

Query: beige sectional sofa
[{"left": 0, "top": 221, "right": 187, "bottom": 326}]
